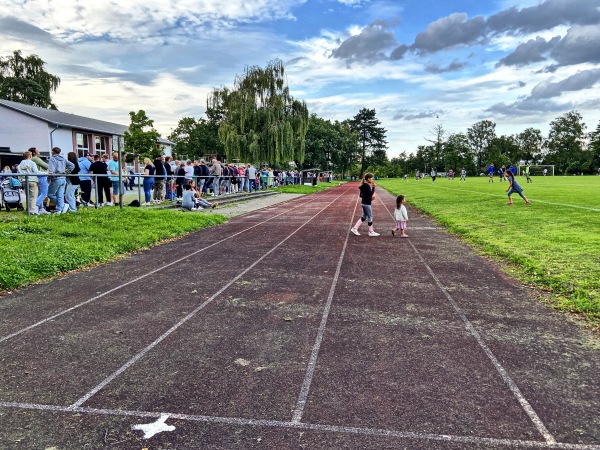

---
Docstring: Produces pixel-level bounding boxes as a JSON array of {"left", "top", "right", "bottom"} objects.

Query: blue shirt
[{"left": 78, "top": 157, "right": 92, "bottom": 181}]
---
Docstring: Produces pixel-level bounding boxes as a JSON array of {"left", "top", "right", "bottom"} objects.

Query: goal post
[{"left": 518, "top": 164, "right": 554, "bottom": 176}]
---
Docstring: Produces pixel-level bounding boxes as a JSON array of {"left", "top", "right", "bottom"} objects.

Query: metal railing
[{"left": 2, "top": 172, "right": 308, "bottom": 216}]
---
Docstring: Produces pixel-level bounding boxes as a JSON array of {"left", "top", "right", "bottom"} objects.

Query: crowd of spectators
[{"left": 4, "top": 151, "right": 312, "bottom": 214}]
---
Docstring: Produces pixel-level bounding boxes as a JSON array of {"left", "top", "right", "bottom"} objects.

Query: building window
[
  {"left": 76, "top": 132, "right": 90, "bottom": 157},
  {"left": 95, "top": 136, "right": 109, "bottom": 155}
]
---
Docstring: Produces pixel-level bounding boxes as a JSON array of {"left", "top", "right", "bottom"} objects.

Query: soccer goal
[{"left": 518, "top": 164, "right": 554, "bottom": 176}]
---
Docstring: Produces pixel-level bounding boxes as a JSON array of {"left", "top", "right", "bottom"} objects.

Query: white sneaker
[
  {"left": 350, "top": 228, "right": 360, "bottom": 236},
  {"left": 104, "top": 202, "right": 113, "bottom": 206},
  {"left": 143, "top": 202, "right": 150, "bottom": 206},
  {"left": 39, "top": 208, "right": 50, "bottom": 215},
  {"left": 368, "top": 231, "right": 380, "bottom": 237},
  {"left": 62, "top": 204, "right": 69, "bottom": 213}
]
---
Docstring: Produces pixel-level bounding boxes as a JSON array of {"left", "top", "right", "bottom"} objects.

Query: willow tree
[{"left": 207, "top": 60, "right": 309, "bottom": 164}]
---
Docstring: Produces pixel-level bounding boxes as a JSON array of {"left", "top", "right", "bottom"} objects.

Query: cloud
[
  {"left": 530, "top": 69, "right": 600, "bottom": 99},
  {"left": 487, "top": 68, "right": 600, "bottom": 116},
  {"left": 550, "top": 25, "right": 600, "bottom": 67},
  {"left": 424, "top": 61, "right": 468, "bottom": 74},
  {"left": 412, "top": 13, "right": 487, "bottom": 53},
  {"left": 487, "top": 0, "right": 600, "bottom": 34},
  {"left": 496, "top": 36, "right": 560, "bottom": 67},
  {"left": 0, "top": 0, "right": 306, "bottom": 41},
  {"left": 0, "top": 15, "right": 67, "bottom": 48},
  {"left": 337, "top": 0, "right": 367, "bottom": 5},
  {"left": 393, "top": 110, "right": 442, "bottom": 120},
  {"left": 509, "top": 81, "right": 527, "bottom": 90},
  {"left": 58, "top": 64, "right": 154, "bottom": 86},
  {"left": 331, "top": 20, "right": 398, "bottom": 64},
  {"left": 389, "top": 45, "right": 409, "bottom": 60}
]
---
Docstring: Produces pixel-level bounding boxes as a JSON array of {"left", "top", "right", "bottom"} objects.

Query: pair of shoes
[
  {"left": 191, "top": 207, "right": 198, "bottom": 211},
  {"left": 401, "top": 235, "right": 409, "bottom": 238},
  {"left": 368, "top": 231, "right": 380, "bottom": 237},
  {"left": 391, "top": 228, "right": 396, "bottom": 236},
  {"left": 525, "top": 200, "right": 531, "bottom": 205},
  {"left": 143, "top": 202, "right": 150, "bottom": 206},
  {"left": 62, "top": 204, "right": 70, "bottom": 213},
  {"left": 104, "top": 202, "right": 113, "bottom": 206},
  {"left": 350, "top": 228, "right": 360, "bottom": 236},
  {"left": 211, "top": 202, "right": 218, "bottom": 208},
  {"left": 39, "top": 208, "right": 51, "bottom": 215},
  {"left": 506, "top": 202, "right": 513, "bottom": 205}
]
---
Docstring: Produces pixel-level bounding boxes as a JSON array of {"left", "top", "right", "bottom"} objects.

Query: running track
[{"left": 0, "top": 183, "right": 598, "bottom": 449}]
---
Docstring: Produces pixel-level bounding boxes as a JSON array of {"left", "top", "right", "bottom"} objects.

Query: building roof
[
  {"left": 0, "top": 99, "right": 128, "bottom": 135},
  {"left": 0, "top": 99, "right": 175, "bottom": 146}
]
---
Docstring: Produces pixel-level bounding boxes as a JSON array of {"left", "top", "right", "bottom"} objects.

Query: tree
[
  {"left": 587, "top": 121, "right": 600, "bottom": 172},
  {"left": 350, "top": 108, "right": 388, "bottom": 176},
  {"left": 516, "top": 128, "right": 544, "bottom": 163},
  {"left": 124, "top": 110, "right": 161, "bottom": 160},
  {"left": 545, "top": 111, "right": 586, "bottom": 174},
  {"left": 333, "top": 120, "right": 359, "bottom": 178},
  {"left": 0, "top": 50, "right": 61, "bottom": 109},
  {"left": 168, "top": 116, "right": 222, "bottom": 161},
  {"left": 489, "top": 135, "right": 519, "bottom": 166},
  {"left": 467, "top": 120, "right": 496, "bottom": 170},
  {"left": 443, "top": 133, "right": 473, "bottom": 173},
  {"left": 425, "top": 123, "right": 447, "bottom": 170},
  {"left": 207, "top": 59, "right": 309, "bottom": 164}
]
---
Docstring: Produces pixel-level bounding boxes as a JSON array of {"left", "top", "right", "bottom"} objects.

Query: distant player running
[
  {"left": 524, "top": 163, "right": 532, "bottom": 183},
  {"left": 487, "top": 163, "right": 495, "bottom": 183},
  {"left": 459, "top": 168, "right": 467, "bottom": 182}
]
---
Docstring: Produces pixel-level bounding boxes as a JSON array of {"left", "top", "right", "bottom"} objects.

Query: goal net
[{"left": 518, "top": 164, "right": 554, "bottom": 176}]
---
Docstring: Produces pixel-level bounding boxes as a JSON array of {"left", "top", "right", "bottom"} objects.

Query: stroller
[{"left": 0, "top": 177, "right": 25, "bottom": 212}]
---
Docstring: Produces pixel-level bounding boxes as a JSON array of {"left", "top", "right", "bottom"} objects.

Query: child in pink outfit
[{"left": 391, "top": 195, "right": 408, "bottom": 238}]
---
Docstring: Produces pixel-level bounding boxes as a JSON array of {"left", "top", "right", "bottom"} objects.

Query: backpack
[{"left": 9, "top": 177, "right": 22, "bottom": 189}]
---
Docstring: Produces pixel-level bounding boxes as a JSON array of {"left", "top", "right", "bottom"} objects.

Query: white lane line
[
  {"left": 1, "top": 402, "right": 596, "bottom": 449},
  {"left": 433, "top": 186, "right": 600, "bottom": 212},
  {"left": 291, "top": 194, "right": 359, "bottom": 423},
  {"left": 379, "top": 199, "right": 557, "bottom": 445},
  {"left": 70, "top": 189, "right": 352, "bottom": 408},
  {"left": 0, "top": 196, "right": 318, "bottom": 346}
]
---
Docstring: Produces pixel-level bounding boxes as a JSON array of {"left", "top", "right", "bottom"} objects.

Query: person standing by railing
[
  {"left": 210, "top": 159, "right": 222, "bottom": 196},
  {"left": 78, "top": 152, "right": 93, "bottom": 206},
  {"left": 89, "top": 154, "right": 110, "bottom": 206},
  {"left": 164, "top": 156, "right": 174, "bottom": 200},
  {"left": 31, "top": 147, "right": 50, "bottom": 214},
  {"left": 142, "top": 157, "right": 155, "bottom": 206},
  {"left": 152, "top": 155, "right": 165, "bottom": 203},
  {"left": 18, "top": 150, "right": 39, "bottom": 215},
  {"left": 108, "top": 152, "right": 121, "bottom": 205},
  {"left": 47, "top": 147, "right": 74, "bottom": 214},
  {"left": 65, "top": 152, "right": 80, "bottom": 212}
]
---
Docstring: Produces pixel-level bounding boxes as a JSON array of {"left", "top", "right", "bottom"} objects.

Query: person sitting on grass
[
  {"left": 181, "top": 182, "right": 218, "bottom": 211},
  {"left": 505, "top": 170, "right": 530, "bottom": 205}
]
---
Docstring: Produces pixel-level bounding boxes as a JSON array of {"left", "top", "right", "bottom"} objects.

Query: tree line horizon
[{"left": 2, "top": 51, "right": 599, "bottom": 176}]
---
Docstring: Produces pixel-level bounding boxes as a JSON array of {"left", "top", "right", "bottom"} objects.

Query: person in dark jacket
[{"left": 351, "top": 173, "right": 380, "bottom": 237}]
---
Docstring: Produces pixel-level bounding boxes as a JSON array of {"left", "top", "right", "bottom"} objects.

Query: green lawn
[
  {"left": 377, "top": 175, "right": 600, "bottom": 329},
  {"left": 0, "top": 207, "right": 227, "bottom": 290}
]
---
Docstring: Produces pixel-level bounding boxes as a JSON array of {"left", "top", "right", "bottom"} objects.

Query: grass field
[
  {"left": 377, "top": 175, "right": 600, "bottom": 329},
  {"left": 0, "top": 207, "right": 227, "bottom": 290}
]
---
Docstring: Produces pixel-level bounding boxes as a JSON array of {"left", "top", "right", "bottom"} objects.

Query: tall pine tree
[{"left": 350, "top": 108, "right": 388, "bottom": 176}]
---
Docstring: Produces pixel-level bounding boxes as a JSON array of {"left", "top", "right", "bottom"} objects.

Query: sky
[{"left": 1, "top": 0, "right": 600, "bottom": 158}]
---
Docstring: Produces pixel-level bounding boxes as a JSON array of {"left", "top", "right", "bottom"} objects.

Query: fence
[{"left": 1, "top": 171, "right": 307, "bottom": 216}]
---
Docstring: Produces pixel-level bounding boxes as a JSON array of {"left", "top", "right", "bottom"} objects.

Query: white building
[{"left": 0, "top": 99, "right": 174, "bottom": 164}]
